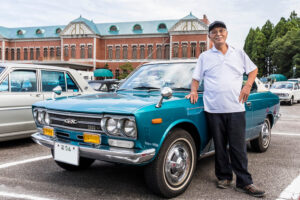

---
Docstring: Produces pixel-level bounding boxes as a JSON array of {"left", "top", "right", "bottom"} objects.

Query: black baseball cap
[{"left": 208, "top": 21, "right": 226, "bottom": 32}]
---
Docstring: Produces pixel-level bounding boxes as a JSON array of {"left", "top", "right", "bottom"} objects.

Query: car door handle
[{"left": 246, "top": 102, "right": 252, "bottom": 106}]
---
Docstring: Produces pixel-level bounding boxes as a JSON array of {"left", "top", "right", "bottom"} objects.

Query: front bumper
[{"left": 32, "top": 133, "right": 156, "bottom": 165}]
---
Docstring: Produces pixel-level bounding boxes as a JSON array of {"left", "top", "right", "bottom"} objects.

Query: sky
[{"left": 0, "top": 0, "right": 299, "bottom": 49}]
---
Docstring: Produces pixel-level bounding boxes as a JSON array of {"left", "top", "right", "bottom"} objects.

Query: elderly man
[{"left": 186, "top": 21, "right": 265, "bottom": 198}]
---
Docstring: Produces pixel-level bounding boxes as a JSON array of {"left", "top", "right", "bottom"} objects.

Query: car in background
[
  {"left": 88, "top": 79, "right": 119, "bottom": 92},
  {"left": 31, "top": 61, "right": 280, "bottom": 198},
  {"left": 0, "top": 63, "right": 95, "bottom": 142},
  {"left": 270, "top": 81, "right": 300, "bottom": 105},
  {"left": 288, "top": 78, "right": 300, "bottom": 84}
]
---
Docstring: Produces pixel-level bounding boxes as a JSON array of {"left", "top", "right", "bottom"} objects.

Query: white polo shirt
[{"left": 192, "top": 45, "right": 257, "bottom": 113}]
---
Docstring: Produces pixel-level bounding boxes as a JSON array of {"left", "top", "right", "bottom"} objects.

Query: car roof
[{"left": 0, "top": 63, "right": 77, "bottom": 72}]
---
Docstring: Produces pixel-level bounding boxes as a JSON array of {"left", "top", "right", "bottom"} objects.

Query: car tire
[
  {"left": 51, "top": 150, "right": 95, "bottom": 171},
  {"left": 144, "top": 128, "right": 197, "bottom": 198},
  {"left": 250, "top": 118, "right": 271, "bottom": 152},
  {"left": 289, "top": 97, "right": 294, "bottom": 106}
]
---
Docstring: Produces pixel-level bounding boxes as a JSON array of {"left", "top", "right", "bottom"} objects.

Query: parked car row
[
  {"left": 31, "top": 61, "right": 280, "bottom": 198},
  {"left": 270, "top": 81, "right": 300, "bottom": 105}
]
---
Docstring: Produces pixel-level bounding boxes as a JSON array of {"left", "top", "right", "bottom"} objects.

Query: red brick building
[{"left": 0, "top": 13, "right": 210, "bottom": 78}]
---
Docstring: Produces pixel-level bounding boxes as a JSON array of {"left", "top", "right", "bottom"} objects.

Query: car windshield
[
  {"left": 118, "top": 63, "right": 203, "bottom": 92},
  {"left": 271, "top": 82, "right": 293, "bottom": 90},
  {"left": 88, "top": 82, "right": 102, "bottom": 90},
  {"left": 0, "top": 67, "right": 5, "bottom": 75},
  {"left": 288, "top": 79, "right": 298, "bottom": 83}
]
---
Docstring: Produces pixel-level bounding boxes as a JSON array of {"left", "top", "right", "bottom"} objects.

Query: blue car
[{"left": 32, "top": 61, "right": 280, "bottom": 198}]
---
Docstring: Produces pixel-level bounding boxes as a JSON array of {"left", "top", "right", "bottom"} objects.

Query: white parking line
[
  {"left": 272, "top": 132, "right": 300, "bottom": 136},
  {"left": 276, "top": 174, "right": 300, "bottom": 200},
  {"left": 0, "top": 155, "right": 52, "bottom": 169},
  {"left": 0, "top": 191, "right": 55, "bottom": 200}
]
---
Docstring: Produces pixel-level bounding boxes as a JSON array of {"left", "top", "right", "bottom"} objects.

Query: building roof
[{"left": 0, "top": 14, "right": 207, "bottom": 39}]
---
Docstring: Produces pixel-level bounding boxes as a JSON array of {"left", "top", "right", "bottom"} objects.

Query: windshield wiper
[{"left": 133, "top": 86, "right": 160, "bottom": 90}]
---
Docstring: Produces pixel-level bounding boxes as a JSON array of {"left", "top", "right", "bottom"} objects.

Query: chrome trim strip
[
  {"left": 51, "top": 117, "right": 100, "bottom": 125},
  {"left": 50, "top": 124, "right": 104, "bottom": 133},
  {"left": 31, "top": 133, "right": 155, "bottom": 164},
  {"left": 0, "top": 106, "right": 31, "bottom": 111},
  {"left": 47, "top": 110, "right": 103, "bottom": 118}
]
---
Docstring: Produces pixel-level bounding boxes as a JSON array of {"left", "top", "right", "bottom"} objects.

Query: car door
[
  {"left": 41, "top": 70, "right": 81, "bottom": 100},
  {"left": 294, "top": 83, "right": 300, "bottom": 101},
  {"left": 0, "top": 69, "right": 42, "bottom": 138}
]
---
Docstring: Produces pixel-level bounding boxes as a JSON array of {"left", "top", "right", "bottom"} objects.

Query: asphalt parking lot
[{"left": 0, "top": 104, "right": 299, "bottom": 200}]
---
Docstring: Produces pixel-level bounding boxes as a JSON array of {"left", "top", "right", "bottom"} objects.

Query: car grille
[{"left": 47, "top": 110, "right": 103, "bottom": 133}]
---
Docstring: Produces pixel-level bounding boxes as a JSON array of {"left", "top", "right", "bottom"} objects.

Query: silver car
[{"left": 0, "top": 63, "right": 95, "bottom": 141}]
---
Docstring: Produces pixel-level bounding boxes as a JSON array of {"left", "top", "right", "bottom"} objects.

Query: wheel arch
[
  {"left": 158, "top": 120, "right": 201, "bottom": 158},
  {"left": 266, "top": 113, "right": 274, "bottom": 128}
]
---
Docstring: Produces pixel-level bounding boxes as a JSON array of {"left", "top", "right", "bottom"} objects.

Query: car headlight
[
  {"left": 44, "top": 112, "right": 50, "bottom": 125},
  {"left": 106, "top": 118, "right": 119, "bottom": 135},
  {"left": 101, "top": 115, "right": 137, "bottom": 139},
  {"left": 123, "top": 119, "right": 136, "bottom": 138},
  {"left": 37, "top": 111, "right": 44, "bottom": 124}
]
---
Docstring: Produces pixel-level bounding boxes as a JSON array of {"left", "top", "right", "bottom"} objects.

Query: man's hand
[
  {"left": 185, "top": 92, "right": 198, "bottom": 104},
  {"left": 239, "top": 84, "right": 251, "bottom": 103}
]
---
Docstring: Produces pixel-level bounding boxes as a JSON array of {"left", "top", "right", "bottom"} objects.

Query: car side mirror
[
  {"left": 156, "top": 87, "right": 173, "bottom": 108},
  {"left": 52, "top": 86, "right": 62, "bottom": 100}
]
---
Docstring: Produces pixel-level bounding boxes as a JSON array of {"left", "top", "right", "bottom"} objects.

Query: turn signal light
[
  {"left": 152, "top": 118, "right": 163, "bottom": 124},
  {"left": 83, "top": 133, "right": 101, "bottom": 144}
]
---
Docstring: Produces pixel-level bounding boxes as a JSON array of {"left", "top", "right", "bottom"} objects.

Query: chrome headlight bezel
[
  {"left": 33, "top": 108, "right": 49, "bottom": 126},
  {"left": 101, "top": 115, "right": 137, "bottom": 139}
]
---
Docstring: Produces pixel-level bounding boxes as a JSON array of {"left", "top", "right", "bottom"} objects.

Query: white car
[
  {"left": 0, "top": 63, "right": 95, "bottom": 141},
  {"left": 270, "top": 81, "right": 300, "bottom": 105}
]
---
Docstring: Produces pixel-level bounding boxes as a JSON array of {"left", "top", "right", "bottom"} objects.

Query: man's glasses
[{"left": 209, "top": 28, "right": 227, "bottom": 35}]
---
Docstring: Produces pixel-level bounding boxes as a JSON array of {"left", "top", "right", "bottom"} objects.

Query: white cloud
[{"left": 0, "top": 0, "right": 298, "bottom": 48}]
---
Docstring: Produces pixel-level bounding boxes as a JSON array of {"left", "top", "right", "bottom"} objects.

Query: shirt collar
[{"left": 211, "top": 44, "right": 234, "bottom": 53}]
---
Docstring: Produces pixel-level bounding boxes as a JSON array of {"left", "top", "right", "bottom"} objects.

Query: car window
[
  {"left": 119, "top": 63, "right": 203, "bottom": 91},
  {"left": 66, "top": 73, "right": 79, "bottom": 92},
  {"left": 271, "top": 83, "right": 293, "bottom": 90},
  {"left": 41, "top": 70, "right": 66, "bottom": 92},
  {"left": 243, "top": 74, "right": 257, "bottom": 93},
  {"left": 100, "top": 84, "right": 108, "bottom": 92},
  {"left": 88, "top": 82, "right": 101, "bottom": 90},
  {"left": 0, "top": 67, "right": 5, "bottom": 75},
  {"left": 0, "top": 76, "right": 8, "bottom": 92},
  {"left": 10, "top": 70, "right": 37, "bottom": 92}
]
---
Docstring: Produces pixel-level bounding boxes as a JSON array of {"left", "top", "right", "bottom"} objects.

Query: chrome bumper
[{"left": 31, "top": 133, "right": 156, "bottom": 165}]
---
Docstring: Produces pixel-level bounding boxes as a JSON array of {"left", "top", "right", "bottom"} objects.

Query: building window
[
  {"left": 50, "top": 47, "right": 54, "bottom": 58},
  {"left": 123, "top": 46, "right": 128, "bottom": 59},
  {"left": 30, "top": 48, "right": 34, "bottom": 60},
  {"left": 56, "top": 47, "right": 61, "bottom": 58},
  {"left": 191, "top": 43, "right": 196, "bottom": 58},
  {"left": 133, "top": 24, "right": 142, "bottom": 31},
  {"left": 140, "top": 45, "right": 145, "bottom": 59},
  {"left": 56, "top": 28, "right": 62, "bottom": 34},
  {"left": 43, "top": 48, "right": 48, "bottom": 58},
  {"left": 200, "top": 42, "right": 206, "bottom": 53},
  {"left": 17, "top": 30, "right": 24, "bottom": 35},
  {"left": 64, "top": 46, "right": 69, "bottom": 57},
  {"left": 115, "top": 69, "right": 120, "bottom": 79},
  {"left": 24, "top": 48, "right": 28, "bottom": 60},
  {"left": 147, "top": 45, "right": 153, "bottom": 59},
  {"left": 36, "top": 29, "right": 43, "bottom": 34},
  {"left": 132, "top": 46, "right": 137, "bottom": 59},
  {"left": 182, "top": 43, "right": 187, "bottom": 58},
  {"left": 5, "top": 48, "right": 8, "bottom": 60},
  {"left": 158, "top": 23, "right": 167, "bottom": 30},
  {"left": 71, "top": 45, "right": 76, "bottom": 58},
  {"left": 80, "top": 45, "right": 85, "bottom": 59},
  {"left": 164, "top": 45, "right": 170, "bottom": 59},
  {"left": 108, "top": 46, "right": 113, "bottom": 60},
  {"left": 88, "top": 45, "right": 92, "bottom": 58},
  {"left": 36, "top": 48, "right": 40, "bottom": 60},
  {"left": 156, "top": 45, "right": 162, "bottom": 59},
  {"left": 11, "top": 49, "right": 15, "bottom": 60},
  {"left": 173, "top": 44, "right": 178, "bottom": 58},
  {"left": 109, "top": 25, "right": 118, "bottom": 32},
  {"left": 115, "top": 46, "right": 120, "bottom": 59},
  {"left": 17, "top": 49, "right": 20, "bottom": 60}
]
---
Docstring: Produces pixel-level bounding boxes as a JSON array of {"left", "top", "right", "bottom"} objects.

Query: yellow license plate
[
  {"left": 43, "top": 127, "right": 54, "bottom": 137},
  {"left": 83, "top": 133, "right": 101, "bottom": 144}
]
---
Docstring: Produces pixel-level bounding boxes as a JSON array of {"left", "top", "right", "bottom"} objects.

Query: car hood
[
  {"left": 34, "top": 92, "right": 169, "bottom": 114},
  {"left": 270, "top": 89, "right": 291, "bottom": 94}
]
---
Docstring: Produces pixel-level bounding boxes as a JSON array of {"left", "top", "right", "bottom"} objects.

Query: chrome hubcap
[
  {"left": 164, "top": 141, "right": 191, "bottom": 187},
  {"left": 261, "top": 120, "right": 270, "bottom": 147}
]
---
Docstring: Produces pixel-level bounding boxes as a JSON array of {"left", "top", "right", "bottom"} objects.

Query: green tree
[
  {"left": 244, "top": 28, "right": 256, "bottom": 56},
  {"left": 119, "top": 62, "right": 134, "bottom": 79},
  {"left": 102, "top": 63, "right": 109, "bottom": 69},
  {"left": 251, "top": 28, "right": 267, "bottom": 76}
]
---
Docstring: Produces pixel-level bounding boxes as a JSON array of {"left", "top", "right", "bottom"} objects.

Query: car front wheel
[
  {"left": 250, "top": 118, "right": 271, "bottom": 152},
  {"left": 51, "top": 150, "right": 95, "bottom": 171},
  {"left": 144, "top": 128, "right": 197, "bottom": 198}
]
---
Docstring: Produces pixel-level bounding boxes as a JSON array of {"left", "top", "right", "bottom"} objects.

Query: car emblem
[{"left": 64, "top": 118, "right": 78, "bottom": 125}]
